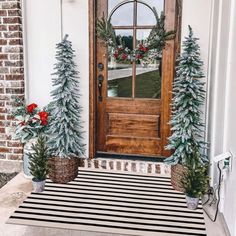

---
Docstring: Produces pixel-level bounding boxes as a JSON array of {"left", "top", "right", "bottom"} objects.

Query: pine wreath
[{"left": 96, "top": 8, "right": 175, "bottom": 63}]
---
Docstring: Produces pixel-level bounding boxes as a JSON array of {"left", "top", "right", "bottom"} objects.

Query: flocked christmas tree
[
  {"left": 47, "top": 35, "right": 85, "bottom": 158},
  {"left": 28, "top": 135, "right": 49, "bottom": 181},
  {"left": 165, "top": 26, "right": 208, "bottom": 166}
]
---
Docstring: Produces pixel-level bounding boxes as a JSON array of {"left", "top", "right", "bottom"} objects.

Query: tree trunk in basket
[
  {"left": 48, "top": 157, "right": 79, "bottom": 184},
  {"left": 171, "top": 164, "right": 188, "bottom": 192}
]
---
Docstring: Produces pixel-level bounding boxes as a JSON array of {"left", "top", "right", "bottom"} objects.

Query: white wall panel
[
  {"left": 24, "top": 0, "right": 61, "bottom": 106},
  {"left": 181, "top": 0, "right": 212, "bottom": 150},
  {"left": 24, "top": 0, "right": 89, "bottom": 156},
  {"left": 206, "top": 0, "right": 236, "bottom": 234},
  {"left": 181, "top": 0, "right": 212, "bottom": 74},
  {"left": 62, "top": 0, "right": 89, "bottom": 157},
  {"left": 222, "top": 0, "right": 236, "bottom": 233},
  {"left": 208, "top": 0, "right": 232, "bottom": 183}
]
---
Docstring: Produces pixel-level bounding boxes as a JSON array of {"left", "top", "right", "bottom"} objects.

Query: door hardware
[
  {"left": 98, "top": 74, "right": 104, "bottom": 101},
  {"left": 98, "top": 63, "right": 104, "bottom": 71}
]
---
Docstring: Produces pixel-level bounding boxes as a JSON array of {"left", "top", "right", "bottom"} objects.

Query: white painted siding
[
  {"left": 208, "top": 0, "right": 232, "bottom": 185},
  {"left": 221, "top": 0, "right": 236, "bottom": 234},
  {"left": 207, "top": 0, "right": 236, "bottom": 235}
]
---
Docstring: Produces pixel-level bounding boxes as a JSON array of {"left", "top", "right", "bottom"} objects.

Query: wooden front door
[{"left": 95, "top": 0, "right": 178, "bottom": 157}]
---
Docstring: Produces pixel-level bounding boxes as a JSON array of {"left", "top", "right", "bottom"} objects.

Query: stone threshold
[{"left": 79, "top": 158, "right": 171, "bottom": 177}]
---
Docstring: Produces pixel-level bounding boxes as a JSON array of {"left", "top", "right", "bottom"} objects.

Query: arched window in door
[{"left": 107, "top": 0, "right": 164, "bottom": 99}]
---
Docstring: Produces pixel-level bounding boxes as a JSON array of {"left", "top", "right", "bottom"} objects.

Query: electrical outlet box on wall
[{"left": 213, "top": 152, "right": 232, "bottom": 163}]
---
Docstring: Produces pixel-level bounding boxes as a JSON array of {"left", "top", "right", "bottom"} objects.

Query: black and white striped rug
[{"left": 8, "top": 170, "right": 207, "bottom": 236}]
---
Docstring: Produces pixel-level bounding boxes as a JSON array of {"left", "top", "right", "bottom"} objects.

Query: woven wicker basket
[
  {"left": 48, "top": 157, "right": 79, "bottom": 184},
  {"left": 171, "top": 164, "right": 188, "bottom": 192}
]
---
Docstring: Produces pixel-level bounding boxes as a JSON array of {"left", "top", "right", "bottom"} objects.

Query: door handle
[{"left": 98, "top": 74, "right": 104, "bottom": 101}]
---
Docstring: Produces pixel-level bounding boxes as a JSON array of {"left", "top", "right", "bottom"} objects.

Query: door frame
[{"left": 89, "top": 0, "right": 182, "bottom": 159}]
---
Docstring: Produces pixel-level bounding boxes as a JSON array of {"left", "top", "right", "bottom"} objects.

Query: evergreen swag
[
  {"left": 28, "top": 135, "right": 49, "bottom": 181},
  {"left": 96, "top": 8, "right": 175, "bottom": 62},
  {"left": 47, "top": 34, "right": 85, "bottom": 158},
  {"left": 165, "top": 26, "right": 208, "bottom": 166}
]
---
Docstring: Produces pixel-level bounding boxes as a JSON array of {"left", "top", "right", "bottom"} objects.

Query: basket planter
[
  {"left": 171, "top": 164, "right": 188, "bottom": 192},
  {"left": 32, "top": 179, "right": 46, "bottom": 193},
  {"left": 186, "top": 195, "right": 199, "bottom": 210},
  {"left": 48, "top": 157, "right": 79, "bottom": 184}
]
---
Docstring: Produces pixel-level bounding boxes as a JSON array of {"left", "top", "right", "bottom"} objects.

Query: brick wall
[{"left": 0, "top": 0, "right": 24, "bottom": 170}]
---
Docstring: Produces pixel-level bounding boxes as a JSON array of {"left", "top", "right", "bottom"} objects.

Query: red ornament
[
  {"left": 38, "top": 111, "right": 49, "bottom": 126},
  {"left": 113, "top": 52, "right": 119, "bottom": 59},
  {"left": 143, "top": 46, "right": 148, "bottom": 52},
  {"left": 136, "top": 54, "right": 143, "bottom": 59},
  {"left": 139, "top": 44, "right": 148, "bottom": 52},
  {"left": 121, "top": 54, "right": 127, "bottom": 60},
  {"left": 27, "top": 103, "right": 38, "bottom": 113}
]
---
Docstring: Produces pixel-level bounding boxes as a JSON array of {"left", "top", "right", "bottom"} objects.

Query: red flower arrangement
[
  {"left": 136, "top": 54, "right": 144, "bottom": 60},
  {"left": 27, "top": 103, "right": 38, "bottom": 113},
  {"left": 12, "top": 100, "right": 49, "bottom": 143},
  {"left": 121, "top": 54, "right": 128, "bottom": 60},
  {"left": 38, "top": 111, "right": 49, "bottom": 126},
  {"left": 139, "top": 44, "right": 149, "bottom": 53},
  {"left": 135, "top": 44, "right": 149, "bottom": 61},
  {"left": 113, "top": 45, "right": 130, "bottom": 63},
  {"left": 112, "top": 44, "right": 149, "bottom": 63}
]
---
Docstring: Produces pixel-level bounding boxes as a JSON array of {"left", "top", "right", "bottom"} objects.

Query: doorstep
[{"left": 79, "top": 157, "right": 171, "bottom": 177}]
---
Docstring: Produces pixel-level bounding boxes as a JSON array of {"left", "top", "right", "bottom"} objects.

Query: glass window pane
[
  {"left": 108, "top": 30, "right": 133, "bottom": 98},
  {"left": 108, "top": 0, "right": 124, "bottom": 14},
  {"left": 137, "top": 0, "right": 164, "bottom": 26},
  {"left": 135, "top": 29, "right": 162, "bottom": 99},
  {"left": 136, "top": 29, "right": 152, "bottom": 44},
  {"left": 137, "top": 3, "right": 156, "bottom": 26},
  {"left": 135, "top": 67, "right": 161, "bottom": 99},
  {"left": 140, "top": 0, "right": 164, "bottom": 15},
  {"left": 110, "top": 2, "right": 133, "bottom": 26}
]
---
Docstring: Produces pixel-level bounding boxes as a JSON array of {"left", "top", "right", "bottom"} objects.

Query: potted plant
[
  {"left": 28, "top": 135, "right": 50, "bottom": 192},
  {"left": 182, "top": 160, "right": 209, "bottom": 210},
  {"left": 46, "top": 34, "right": 85, "bottom": 184},
  {"left": 164, "top": 26, "right": 208, "bottom": 191},
  {"left": 12, "top": 98, "right": 49, "bottom": 177}
]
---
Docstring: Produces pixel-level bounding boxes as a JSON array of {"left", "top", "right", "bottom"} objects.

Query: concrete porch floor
[{"left": 0, "top": 172, "right": 230, "bottom": 236}]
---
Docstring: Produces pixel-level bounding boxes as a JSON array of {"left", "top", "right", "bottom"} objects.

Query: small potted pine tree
[
  {"left": 165, "top": 26, "right": 208, "bottom": 191},
  {"left": 28, "top": 135, "right": 50, "bottom": 192},
  {"left": 46, "top": 35, "right": 85, "bottom": 184},
  {"left": 182, "top": 157, "right": 209, "bottom": 210},
  {"left": 12, "top": 98, "right": 49, "bottom": 178}
]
